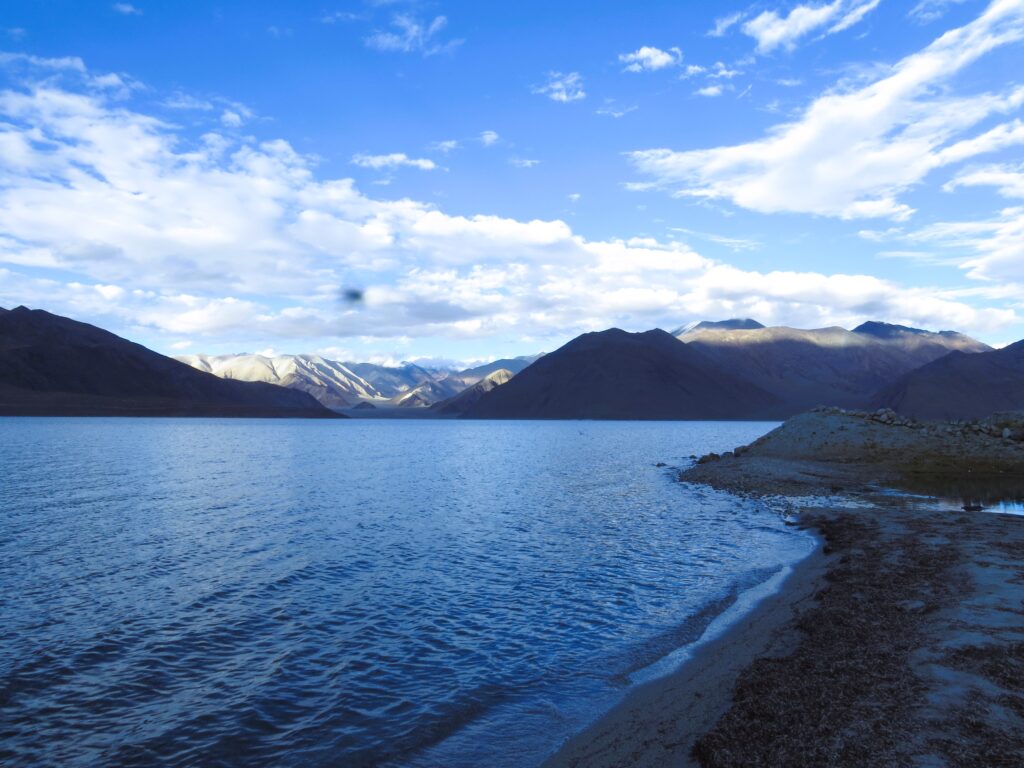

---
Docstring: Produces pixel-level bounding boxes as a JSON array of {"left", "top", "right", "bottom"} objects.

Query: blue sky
[{"left": 1, "top": 0, "right": 1022, "bottom": 364}]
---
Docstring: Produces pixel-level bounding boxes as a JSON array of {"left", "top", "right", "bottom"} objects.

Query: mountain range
[
  {"left": 874, "top": 340, "right": 1024, "bottom": 420},
  {"left": 0, "top": 307, "right": 337, "bottom": 418},
  {"left": 675, "top": 320, "right": 989, "bottom": 413},
  {"left": 464, "top": 329, "right": 780, "bottom": 420},
  {"left": 176, "top": 351, "right": 541, "bottom": 410},
  {"left": 4, "top": 304, "right": 1021, "bottom": 421}
]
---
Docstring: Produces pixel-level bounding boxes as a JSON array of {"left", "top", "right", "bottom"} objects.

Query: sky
[{"left": 0, "top": 0, "right": 1022, "bottom": 365}]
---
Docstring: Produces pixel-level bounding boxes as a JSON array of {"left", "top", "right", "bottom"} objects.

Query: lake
[{"left": 0, "top": 418, "right": 813, "bottom": 766}]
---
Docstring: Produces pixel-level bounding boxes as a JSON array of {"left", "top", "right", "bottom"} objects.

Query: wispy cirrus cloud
[
  {"left": 532, "top": 71, "right": 585, "bottom": 102},
  {"left": 741, "top": 0, "right": 882, "bottom": 53},
  {"left": 112, "top": 3, "right": 142, "bottom": 15},
  {"left": 365, "top": 14, "right": 462, "bottom": 55},
  {"left": 628, "top": 0, "right": 1024, "bottom": 221},
  {"left": 351, "top": 152, "right": 439, "bottom": 171},
  {"left": 909, "top": 0, "right": 970, "bottom": 23}
]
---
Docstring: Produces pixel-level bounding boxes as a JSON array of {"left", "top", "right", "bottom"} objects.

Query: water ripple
[{"left": 0, "top": 418, "right": 810, "bottom": 767}]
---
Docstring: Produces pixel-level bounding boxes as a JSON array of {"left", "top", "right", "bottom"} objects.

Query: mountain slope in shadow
[
  {"left": 464, "top": 328, "right": 779, "bottom": 420},
  {"left": 677, "top": 320, "right": 989, "bottom": 412},
  {"left": 873, "top": 339, "right": 1024, "bottom": 420},
  {"left": 0, "top": 306, "right": 340, "bottom": 418}
]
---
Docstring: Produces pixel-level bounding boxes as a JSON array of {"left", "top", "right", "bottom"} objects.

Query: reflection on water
[{"left": 897, "top": 472, "right": 1024, "bottom": 515}]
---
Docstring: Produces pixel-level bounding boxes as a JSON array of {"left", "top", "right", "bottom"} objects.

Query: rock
[
  {"left": 696, "top": 452, "right": 720, "bottom": 464},
  {"left": 655, "top": 462, "right": 667, "bottom": 467},
  {"left": 1004, "top": 427, "right": 1015, "bottom": 440}
]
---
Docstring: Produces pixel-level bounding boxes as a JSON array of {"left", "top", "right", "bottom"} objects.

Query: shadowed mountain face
[
  {"left": 0, "top": 307, "right": 339, "bottom": 418},
  {"left": 676, "top": 320, "right": 990, "bottom": 413},
  {"left": 464, "top": 328, "right": 779, "bottom": 420},
  {"left": 873, "top": 340, "right": 1024, "bottom": 420}
]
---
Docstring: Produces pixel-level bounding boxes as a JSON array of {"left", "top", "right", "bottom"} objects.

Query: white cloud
[
  {"left": 909, "top": 0, "right": 969, "bottom": 23},
  {"left": 163, "top": 92, "right": 214, "bottom": 111},
  {"left": 628, "top": 1, "right": 1024, "bottom": 221},
  {"left": 695, "top": 85, "right": 724, "bottom": 97},
  {"left": 908, "top": 207, "right": 1024, "bottom": 281},
  {"left": 532, "top": 72, "right": 585, "bottom": 103},
  {"left": 946, "top": 162, "right": 1024, "bottom": 197},
  {"left": 742, "top": 0, "right": 882, "bottom": 53},
  {"left": 830, "top": 0, "right": 883, "bottom": 32},
  {"left": 0, "top": 56, "right": 1016, "bottom": 349},
  {"left": 596, "top": 101, "right": 637, "bottom": 118},
  {"left": 509, "top": 158, "right": 539, "bottom": 168},
  {"left": 220, "top": 109, "right": 243, "bottom": 128},
  {"left": 480, "top": 130, "right": 499, "bottom": 146},
  {"left": 112, "top": 3, "right": 142, "bottom": 15},
  {"left": 351, "top": 153, "right": 439, "bottom": 171},
  {"left": 619, "top": 46, "right": 682, "bottom": 73},
  {"left": 319, "top": 11, "right": 362, "bottom": 24},
  {"left": 365, "top": 14, "right": 462, "bottom": 56},
  {"left": 708, "top": 61, "right": 743, "bottom": 79},
  {"left": 568, "top": 193, "right": 581, "bottom": 202},
  {"left": 709, "top": 13, "right": 745, "bottom": 37}
]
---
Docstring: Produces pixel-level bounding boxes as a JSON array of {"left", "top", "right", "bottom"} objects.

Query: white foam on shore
[{"left": 629, "top": 531, "right": 818, "bottom": 688}]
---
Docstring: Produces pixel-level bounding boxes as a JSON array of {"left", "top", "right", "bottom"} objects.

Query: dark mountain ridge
[
  {"left": 0, "top": 306, "right": 339, "bottom": 418},
  {"left": 873, "top": 339, "right": 1024, "bottom": 420},
  {"left": 676, "top": 319, "right": 990, "bottom": 413},
  {"left": 464, "top": 328, "right": 780, "bottom": 420}
]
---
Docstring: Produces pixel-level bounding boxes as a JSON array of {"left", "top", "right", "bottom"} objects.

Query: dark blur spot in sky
[{"left": 341, "top": 288, "right": 365, "bottom": 305}]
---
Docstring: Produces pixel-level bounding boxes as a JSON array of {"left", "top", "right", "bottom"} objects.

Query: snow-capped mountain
[{"left": 177, "top": 353, "right": 380, "bottom": 409}]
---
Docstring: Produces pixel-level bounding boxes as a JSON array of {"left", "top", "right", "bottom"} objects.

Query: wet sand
[{"left": 546, "top": 410, "right": 1024, "bottom": 767}]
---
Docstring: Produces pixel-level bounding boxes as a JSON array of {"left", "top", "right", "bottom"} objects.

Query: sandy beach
[{"left": 547, "top": 410, "right": 1024, "bottom": 767}]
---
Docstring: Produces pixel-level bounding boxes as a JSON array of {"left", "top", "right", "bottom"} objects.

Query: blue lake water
[{"left": 0, "top": 418, "right": 813, "bottom": 767}]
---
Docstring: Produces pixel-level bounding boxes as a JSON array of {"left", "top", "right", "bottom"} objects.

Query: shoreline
[
  {"left": 544, "top": 539, "right": 828, "bottom": 768},
  {"left": 547, "top": 410, "right": 1024, "bottom": 766}
]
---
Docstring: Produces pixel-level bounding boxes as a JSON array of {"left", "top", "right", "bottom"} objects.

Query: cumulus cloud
[
  {"left": 112, "top": 3, "right": 142, "bottom": 15},
  {"left": 532, "top": 72, "right": 586, "bottom": 103},
  {"left": 351, "top": 152, "right": 439, "bottom": 171},
  {"left": 628, "top": 0, "right": 1024, "bottom": 221},
  {"left": 619, "top": 46, "right": 682, "bottom": 73},
  {"left": 365, "top": 14, "right": 462, "bottom": 55},
  {"left": 479, "top": 130, "right": 499, "bottom": 146},
  {"left": 695, "top": 85, "right": 724, "bottom": 97},
  {"left": 0, "top": 56, "right": 1016, "bottom": 351},
  {"left": 742, "top": 0, "right": 882, "bottom": 53}
]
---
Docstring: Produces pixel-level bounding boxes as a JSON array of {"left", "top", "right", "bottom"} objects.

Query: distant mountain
[
  {"left": 344, "top": 362, "right": 441, "bottom": 399},
  {"left": 432, "top": 368, "right": 514, "bottom": 416},
  {"left": 675, "top": 320, "right": 990, "bottom": 413},
  {"left": 0, "top": 307, "right": 338, "bottom": 418},
  {"left": 671, "top": 318, "right": 765, "bottom": 335},
  {"left": 178, "top": 353, "right": 377, "bottom": 409},
  {"left": 453, "top": 354, "right": 542, "bottom": 387},
  {"left": 177, "top": 354, "right": 467, "bottom": 408},
  {"left": 873, "top": 339, "right": 1024, "bottom": 420},
  {"left": 852, "top": 321, "right": 975, "bottom": 342},
  {"left": 388, "top": 377, "right": 464, "bottom": 408},
  {"left": 464, "top": 328, "right": 779, "bottom": 420}
]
